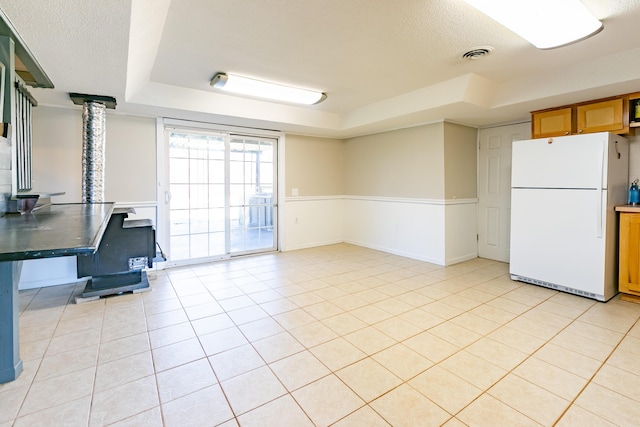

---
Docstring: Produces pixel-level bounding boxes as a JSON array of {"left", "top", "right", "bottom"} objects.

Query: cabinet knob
[
  {"left": 578, "top": 129, "right": 583, "bottom": 133},
  {"left": 564, "top": 131, "right": 570, "bottom": 135}
]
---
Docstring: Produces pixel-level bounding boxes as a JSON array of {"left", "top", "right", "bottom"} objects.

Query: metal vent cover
[{"left": 461, "top": 46, "right": 494, "bottom": 60}]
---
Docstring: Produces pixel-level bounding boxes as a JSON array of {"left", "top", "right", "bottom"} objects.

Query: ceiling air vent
[{"left": 461, "top": 46, "right": 494, "bottom": 60}]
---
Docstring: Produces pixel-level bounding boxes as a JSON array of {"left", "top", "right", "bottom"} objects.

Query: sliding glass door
[{"left": 165, "top": 128, "right": 277, "bottom": 263}]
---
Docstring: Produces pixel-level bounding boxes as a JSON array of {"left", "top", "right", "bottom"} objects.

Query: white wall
[
  {"left": 343, "top": 197, "right": 446, "bottom": 263},
  {"left": 282, "top": 196, "right": 344, "bottom": 251}
]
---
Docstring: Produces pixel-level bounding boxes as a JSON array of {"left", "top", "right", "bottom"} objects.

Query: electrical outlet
[{"left": 291, "top": 188, "right": 299, "bottom": 196}]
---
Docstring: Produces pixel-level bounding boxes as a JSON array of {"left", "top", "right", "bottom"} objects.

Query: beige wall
[
  {"left": 285, "top": 134, "right": 344, "bottom": 196},
  {"left": 344, "top": 123, "right": 445, "bottom": 198},
  {"left": 444, "top": 122, "right": 478, "bottom": 199},
  {"left": 32, "top": 106, "right": 156, "bottom": 203},
  {"left": 104, "top": 114, "right": 157, "bottom": 202}
]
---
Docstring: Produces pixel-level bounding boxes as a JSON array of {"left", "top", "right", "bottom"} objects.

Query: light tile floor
[{"left": 2, "top": 243, "right": 640, "bottom": 426}]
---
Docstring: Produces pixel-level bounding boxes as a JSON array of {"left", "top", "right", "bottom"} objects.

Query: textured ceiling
[{"left": 0, "top": 0, "right": 639, "bottom": 137}]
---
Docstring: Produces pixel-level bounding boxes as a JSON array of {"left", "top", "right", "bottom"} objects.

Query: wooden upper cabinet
[
  {"left": 532, "top": 108, "right": 572, "bottom": 138},
  {"left": 576, "top": 98, "right": 627, "bottom": 134},
  {"left": 531, "top": 95, "right": 630, "bottom": 138}
]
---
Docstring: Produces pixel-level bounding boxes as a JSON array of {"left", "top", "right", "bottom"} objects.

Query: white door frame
[{"left": 155, "top": 118, "right": 283, "bottom": 267}]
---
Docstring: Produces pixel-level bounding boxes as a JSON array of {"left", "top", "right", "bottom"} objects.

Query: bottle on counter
[{"left": 630, "top": 179, "right": 639, "bottom": 205}]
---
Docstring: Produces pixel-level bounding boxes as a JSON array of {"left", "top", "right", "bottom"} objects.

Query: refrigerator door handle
[{"left": 596, "top": 142, "right": 605, "bottom": 238}]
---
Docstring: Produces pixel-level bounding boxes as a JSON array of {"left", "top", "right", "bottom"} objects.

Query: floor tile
[
  {"left": 10, "top": 245, "right": 640, "bottom": 427},
  {"left": 403, "top": 331, "right": 459, "bottom": 363},
  {"left": 94, "top": 351, "right": 154, "bottom": 393},
  {"left": 550, "top": 329, "right": 616, "bottom": 361},
  {"left": 336, "top": 357, "right": 403, "bottom": 402},
  {"left": 226, "top": 305, "right": 269, "bottom": 325},
  {"left": 161, "top": 384, "right": 234, "bottom": 427},
  {"left": 487, "top": 325, "right": 546, "bottom": 354},
  {"left": 409, "top": 365, "right": 482, "bottom": 414},
  {"left": 513, "top": 357, "right": 588, "bottom": 401},
  {"left": 151, "top": 337, "right": 205, "bottom": 372},
  {"left": 13, "top": 396, "right": 91, "bottom": 427},
  {"left": 322, "top": 312, "right": 368, "bottom": 335},
  {"left": 269, "top": 350, "right": 330, "bottom": 391},
  {"left": 575, "top": 382, "right": 640, "bottom": 426},
  {"left": 310, "top": 337, "right": 367, "bottom": 371},
  {"left": 465, "top": 337, "right": 529, "bottom": 371},
  {"left": 252, "top": 332, "right": 305, "bottom": 363},
  {"left": 0, "top": 385, "right": 30, "bottom": 423},
  {"left": 198, "top": 326, "right": 248, "bottom": 356},
  {"left": 89, "top": 375, "right": 159, "bottom": 426},
  {"left": 221, "top": 365, "right": 287, "bottom": 415},
  {"left": 236, "top": 394, "right": 314, "bottom": 427},
  {"left": 372, "top": 343, "right": 433, "bottom": 381},
  {"left": 533, "top": 343, "right": 601, "bottom": 379},
  {"left": 45, "top": 327, "right": 101, "bottom": 356},
  {"left": 292, "top": 374, "right": 365, "bottom": 426},
  {"left": 97, "top": 332, "right": 150, "bottom": 364},
  {"left": 421, "top": 300, "right": 465, "bottom": 320},
  {"left": 450, "top": 312, "right": 501, "bottom": 335},
  {"left": 289, "top": 321, "right": 338, "bottom": 347},
  {"left": 592, "top": 363, "right": 640, "bottom": 401},
  {"left": 457, "top": 393, "right": 540, "bottom": 427},
  {"left": 208, "top": 344, "right": 265, "bottom": 381},
  {"left": 555, "top": 405, "right": 617, "bottom": 427},
  {"left": 272, "top": 309, "right": 316, "bottom": 329},
  {"left": 429, "top": 322, "right": 482, "bottom": 348},
  {"left": 440, "top": 351, "right": 507, "bottom": 390},
  {"left": 238, "top": 316, "right": 285, "bottom": 341},
  {"left": 351, "top": 305, "right": 395, "bottom": 324},
  {"left": 190, "top": 313, "right": 235, "bottom": 336},
  {"left": 398, "top": 308, "right": 445, "bottom": 330},
  {"left": 35, "top": 344, "right": 99, "bottom": 382},
  {"left": 488, "top": 373, "right": 570, "bottom": 426},
  {"left": 370, "top": 384, "right": 450, "bottom": 427},
  {"left": 184, "top": 302, "right": 225, "bottom": 320},
  {"left": 345, "top": 326, "right": 396, "bottom": 354},
  {"left": 469, "top": 303, "right": 518, "bottom": 324},
  {"left": 107, "top": 406, "right": 163, "bottom": 427},
  {"left": 156, "top": 358, "right": 218, "bottom": 404},
  {"left": 148, "top": 322, "right": 196, "bottom": 349},
  {"left": 373, "top": 316, "right": 423, "bottom": 341},
  {"left": 332, "top": 405, "right": 391, "bottom": 427},
  {"left": 146, "top": 308, "right": 189, "bottom": 331}
]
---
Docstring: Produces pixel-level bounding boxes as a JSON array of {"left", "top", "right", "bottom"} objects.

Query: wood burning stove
[{"left": 76, "top": 208, "right": 164, "bottom": 301}]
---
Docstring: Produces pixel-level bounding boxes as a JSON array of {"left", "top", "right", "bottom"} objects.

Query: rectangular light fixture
[
  {"left": 210, "top": 73, "right": 327, "bottom": 105},
  {"left": 463, "top": 0, "right": 603, "bottom": 49}
]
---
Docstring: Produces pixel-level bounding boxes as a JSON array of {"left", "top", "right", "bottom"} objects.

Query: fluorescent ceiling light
[
  {"left": 210, "top": 73, "right": 327, "bottom": 105},
  {"left": 463, "top": 0, "right": 603, "bottom": 49}
]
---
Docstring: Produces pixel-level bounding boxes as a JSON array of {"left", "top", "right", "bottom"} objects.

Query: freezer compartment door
[
  {"left": 510, "top": 188, "right": 607, "bottom": 298},
  {"left": 512, "top": 133, "right": 606, "bottom": 189}
]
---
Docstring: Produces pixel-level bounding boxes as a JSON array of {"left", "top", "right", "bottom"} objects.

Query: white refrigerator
[{"left": 510, "top": 132, "right": 629, "bottom": 301}]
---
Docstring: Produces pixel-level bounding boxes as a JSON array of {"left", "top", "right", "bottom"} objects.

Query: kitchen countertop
[
  {"left": 615, "top": 205, "right": 640, "bottom": 213},
  {"left": 0, "top": 202, "right": 114, "bottom": 261}
]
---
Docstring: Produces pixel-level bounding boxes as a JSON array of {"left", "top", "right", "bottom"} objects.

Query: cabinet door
[
  {"left": 619, "top": 213, "right": 640, "bottom": 294},
  {"left": 576, "top": 98, "right": 625, "bottom": 134},
  {"left": 532, "top": 108, "right": 572, "bottom": 138}
]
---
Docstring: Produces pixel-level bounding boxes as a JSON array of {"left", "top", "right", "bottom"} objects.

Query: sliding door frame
[{"left": 156, "top": 118, "right": 284, "bottom": 267}]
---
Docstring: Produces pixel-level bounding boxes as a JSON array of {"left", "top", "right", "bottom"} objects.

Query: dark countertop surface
[{"left": 0, "top": 203, "right": 114, "bottom": 261}]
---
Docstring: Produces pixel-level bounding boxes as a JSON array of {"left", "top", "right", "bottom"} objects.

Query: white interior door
[{"left": 477, "top": 122, "right": 531, "bottom": 262}]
